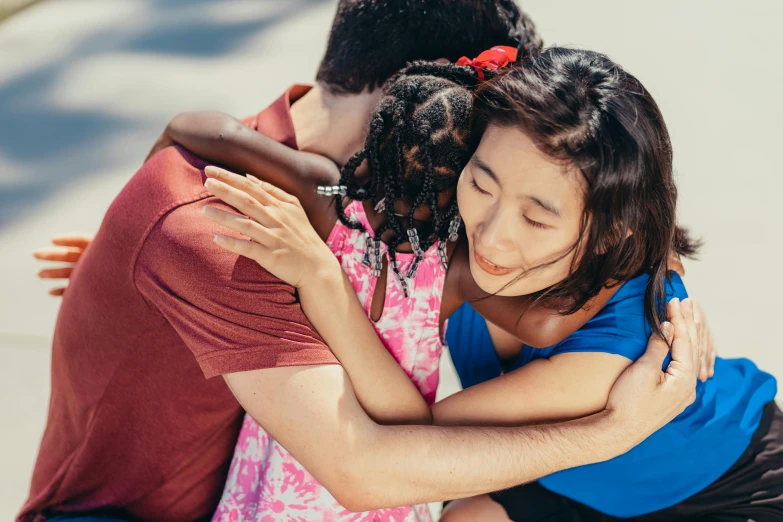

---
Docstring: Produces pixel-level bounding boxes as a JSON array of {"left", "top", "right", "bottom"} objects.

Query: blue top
[{"left": 445, "top": 273, "right": 777, "bottom": 517}]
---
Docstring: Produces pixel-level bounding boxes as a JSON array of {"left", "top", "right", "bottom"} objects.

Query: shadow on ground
[{"left": 0, "top": 0, "right": 330, "bottom": 226}]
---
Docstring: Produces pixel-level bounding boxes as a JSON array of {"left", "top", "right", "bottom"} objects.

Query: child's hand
[
  {"left": 202, "top": 167, "right": 339, "bottom": 290},
  {"left": 33, "top": 234, "right": 94, "bottom": 296}
]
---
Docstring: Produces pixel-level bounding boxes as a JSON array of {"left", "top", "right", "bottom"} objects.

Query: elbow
[
  {"left": 324, "top": 460, "right": 385, "bottom": 512},
  {"left": 375, "top": 407, "right": 432, "bottom": 427},
  {"left": 212, "top": 117, "right": 245, "bottom": 144},
  {"left": 166, "top": 112, "right": 193, "bottom": 138}
]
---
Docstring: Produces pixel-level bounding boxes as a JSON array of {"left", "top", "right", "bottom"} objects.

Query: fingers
[
  {"left": 37, "top": 267, "right": 74, "bottom": 280},
  {"left": 692, "top": 301, "right": 707, "bottom": 382},
  {"left": 51, "top": 234, "right": 93, "bottom": 249},
  {"left": 680, "top": 298, "right": 701, "bottom": 378},
  {"left": 245, "top": 174, "right": 300, "bottom": 206},
  {"left": 692, "top": 300, "right": 716, "bottom": 380},
  {"left": 33, "top": 247, "right": 83, "bottom": 263},
  {"left": 205, "top": 166, "right": 300, "bottom": 207},
  {"left": 204, "top": 167, "right": 276, "bottom": 206},
  {"left": 638, "top": 321, "right": 674, "bottom": 371},
  {"left": 49, "top": 287, "right": 66, "bottom": 297},
  {"left": 202, "top": 203, "right": 275, "bottom": 234},
  {"left": 204, "top": 177, "right": 277, "bottom": 227},
  {"left": 212, "top": 234, "right": 270, "bottom": 264},
  {"left": 666, "top": 298, "right": 696, "bottom": 373}
]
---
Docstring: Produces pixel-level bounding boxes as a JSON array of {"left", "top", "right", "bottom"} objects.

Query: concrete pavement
[{"left": 1, "top": 0, "right": 781, "bottom": 519}]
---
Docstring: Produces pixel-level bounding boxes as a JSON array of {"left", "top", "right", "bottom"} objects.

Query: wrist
[
  {"left": 297, "top": 254, "right": 342, "bottom": 291},
  {"left": 575, "top": 409, "right": 640, "bottom": 465}
]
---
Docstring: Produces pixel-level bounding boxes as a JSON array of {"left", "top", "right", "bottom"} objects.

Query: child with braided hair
[{"left": 115, "top": 53, "right": 618, "bottom": 520}]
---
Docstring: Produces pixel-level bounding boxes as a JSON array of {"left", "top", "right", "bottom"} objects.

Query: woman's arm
[
  {"left": 202, "top": 167, "right": 431, "bottom": 425},
  {"left": 432, "top": 351, "right": 632, "bottom": 426},
  {"left": 166, "top": 111, "right": 341, "bottom": 238}
]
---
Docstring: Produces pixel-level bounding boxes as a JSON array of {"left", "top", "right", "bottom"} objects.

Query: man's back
[
  {"left": 20, "top": 90, "right": 337, "bottom": 521},
  {"left": 22, "top": 148, "right": 242, "bottom": 521}
]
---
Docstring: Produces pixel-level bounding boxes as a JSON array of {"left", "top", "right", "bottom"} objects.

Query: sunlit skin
[{"left": 457, "top": 124, "right": 588, "bottom": 296}]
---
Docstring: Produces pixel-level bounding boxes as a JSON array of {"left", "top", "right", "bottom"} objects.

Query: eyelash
[
  {"left": 472, "top": 178, "right": 549, "bottom": 229},
  {"left": 524, "top": 216, "right": 548, "bottom": 230},
  {"left": 470, "top": 178, "right": 491, "bottom": 196}
]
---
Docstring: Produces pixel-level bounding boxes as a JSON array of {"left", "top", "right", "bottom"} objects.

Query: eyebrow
[
  {"left": 527, "top": 195, "right": 563, "bottom": 218},
  {"left": 470, "top": 156, "right": 499, "bottom": 183}
]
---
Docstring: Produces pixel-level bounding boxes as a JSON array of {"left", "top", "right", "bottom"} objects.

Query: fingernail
[
  {"left": 204, "top": 179, "right": 216, "bottom": 190},
  {"left": 246, "top": 174, "right": 262, "bottom": 184},
  {"left": 662, "top": 321, "right": 673, "bottom": 339},
  {"left": 213, "top": 234, "right": 223, "bottom": 244}
]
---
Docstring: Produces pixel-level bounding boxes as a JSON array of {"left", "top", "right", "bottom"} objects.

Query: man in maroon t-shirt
[{"left": 21, "top": 2, "right": 705, "bottom": 521}]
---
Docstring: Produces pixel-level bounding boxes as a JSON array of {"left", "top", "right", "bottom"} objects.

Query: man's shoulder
[
  {"left": 111, "top": 146, "right": 208, "bottom": 236},
  {"left": 94, "top": 146, "right": 218, "bottom": 278}
]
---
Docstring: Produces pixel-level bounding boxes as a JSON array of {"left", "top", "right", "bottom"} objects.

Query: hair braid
[{"left": 321, "top": 61, "right": 478, "bottom": 292}]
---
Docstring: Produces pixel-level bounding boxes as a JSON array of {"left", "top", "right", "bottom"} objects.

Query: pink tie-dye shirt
[{"left": 213, "top": 201, "right": 447, "bottom": 522}]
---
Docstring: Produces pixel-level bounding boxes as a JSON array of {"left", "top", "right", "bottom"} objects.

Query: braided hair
[{"left": 330, "top": 61, "right": 488, "bottom": 289}]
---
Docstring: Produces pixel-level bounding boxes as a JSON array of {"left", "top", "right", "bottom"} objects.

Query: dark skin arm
[
  {"left": 442, "top": 240, "right": 687, "bottom": 350},
  {"left": 148, "top": 111, "right": 340, "bottom": 238}
]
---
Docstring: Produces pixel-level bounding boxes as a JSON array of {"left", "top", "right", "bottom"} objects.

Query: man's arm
[{"left": 226, "top": 298, "right": 696, "bottom": 512}]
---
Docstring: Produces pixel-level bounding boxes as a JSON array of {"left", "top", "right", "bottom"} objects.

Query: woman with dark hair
[{"left": 201, "top": 47, "right": 780, "bottom": 521}]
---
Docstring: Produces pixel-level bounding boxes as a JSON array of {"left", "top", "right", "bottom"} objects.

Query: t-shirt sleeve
[
  {"left": 546, "top": 312, "right": 649, "bottom": 362},
  {"left": 547, "top": 274, "right": 689, "bottom": 363},
  {"left": 134, "top": 196, "right": 338, "bottom": 379}
]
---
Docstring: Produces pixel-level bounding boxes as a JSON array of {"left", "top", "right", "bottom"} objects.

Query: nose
[{"left": 477, "top": 204, "right": 517, "bottom": 254}]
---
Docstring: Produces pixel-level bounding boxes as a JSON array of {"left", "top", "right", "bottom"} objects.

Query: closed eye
[
  {"left": 524, "top": 216, "right": 549, "bottom": 230},
  {"left": 470, "top": 178, "right": 491, "bottom": 196}
]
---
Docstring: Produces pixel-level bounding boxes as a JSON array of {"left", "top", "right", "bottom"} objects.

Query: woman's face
[{"left": 457, "top": 124, "right": 587, "bottom": 296}]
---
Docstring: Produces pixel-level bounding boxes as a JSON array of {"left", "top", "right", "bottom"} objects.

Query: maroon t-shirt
[{"left": 19, "top": 85, "right": 338, "bottom": 522}]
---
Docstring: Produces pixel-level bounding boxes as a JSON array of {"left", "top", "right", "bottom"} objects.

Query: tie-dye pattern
[{"left": 213, "top": 201, "right": 447, "bottom": 521}]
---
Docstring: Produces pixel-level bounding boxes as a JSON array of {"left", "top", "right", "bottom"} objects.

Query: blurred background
[{"left": 1, "top": 0, "right": 781, "bottom": 519}]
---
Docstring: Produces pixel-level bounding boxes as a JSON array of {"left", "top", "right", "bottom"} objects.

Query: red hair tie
[{"left": 456, "top": 45, "right": 518, "bottom": 81}]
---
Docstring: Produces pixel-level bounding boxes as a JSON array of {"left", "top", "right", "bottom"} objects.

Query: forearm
[
  {"left": 349, "top": 410, "right": 636, "bottom": 510},
  {"left": 166, "top": 111, "right": 332, "bottom": 196},
  {"left": 298, "top": 262, "right": 432, "bottom": 425},
  {"left": 167, "top": 112, "right": 279, "bottom": 175},
  {"left": 230, "top": 362, "right": 659, "bottom": 513}
]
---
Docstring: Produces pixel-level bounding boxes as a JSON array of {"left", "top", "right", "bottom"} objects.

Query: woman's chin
[
  {"left": 469, "top": 263, "right": 524, "bottom": 296},
  {"left": 468, "top": 261, "right": 551, "bottom": 297}
]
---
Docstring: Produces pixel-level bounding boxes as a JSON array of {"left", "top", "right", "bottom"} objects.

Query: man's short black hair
[{"left": 315, "top": 0, "right": 542, "bottom": 93}]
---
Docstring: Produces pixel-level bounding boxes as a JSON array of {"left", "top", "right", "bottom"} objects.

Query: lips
[{"left": 474, "top": 250, "right": 515, "bottom": 276}]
